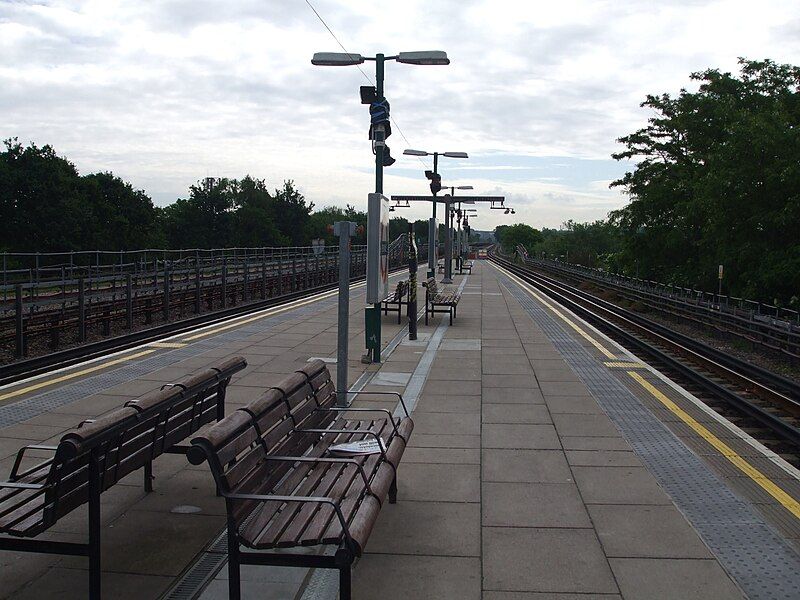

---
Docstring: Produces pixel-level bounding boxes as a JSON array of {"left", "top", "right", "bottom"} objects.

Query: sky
[{"left": 2, "top": 0, "right": 799, "bottom": 231}]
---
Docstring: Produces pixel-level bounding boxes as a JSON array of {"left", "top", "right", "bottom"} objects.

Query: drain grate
[{"left": 498, "top": 272, "right": 800, "bottom": 600}]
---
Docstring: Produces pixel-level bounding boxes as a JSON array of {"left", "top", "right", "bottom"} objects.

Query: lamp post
[
  {"left": 441, "top": 185, "right": 472, "bottom": 280},
  {"left": 312, "top": 50, "right": 450, "bottom": 364},
  {"left": 403, "top": 149, "right": 469, "bottom": 279}
]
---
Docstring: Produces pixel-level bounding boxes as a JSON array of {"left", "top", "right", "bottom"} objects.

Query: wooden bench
[
  {"left": 381, "top": 280, "right": 408, "bottom": 324},
  {"left": 187, "top": 359, "right": 413, "bottom": 600},
  {"left": 422, "top": 277, "right": 461, "bottom": 325},
  {"left": 0, "top": 356, "right": 246, "bottom": 599}
]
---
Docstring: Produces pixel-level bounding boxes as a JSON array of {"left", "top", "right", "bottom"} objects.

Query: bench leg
[
  {"left": 88, "top": 453, "right": 102, "bottom": 600},
  {"left": 449, "top": 307, "right": 453, "bottom": 326},
  {"left": 425, "top": 301, "right": 429, "bottom": 325},
  {"left": 144, "top": 461, "right": 153, "bottom": 493},
  {"left": 339, "top": 565, "right": 352, "bottom": 600},
  {"left": 389, "top": 475, "right": 398, "bottom": 504},
  {"left": 227, "top": 522, "right": 242, "bottom": 600}
]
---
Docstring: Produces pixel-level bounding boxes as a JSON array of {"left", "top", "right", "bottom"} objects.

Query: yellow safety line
[
  {"left": 628, "top": 370, "right": 800, "bottom": 520},
  {"left": 496, "top": 265, "right": 616, "bottom": 359},
  {"left": 604, "top": 361, "right": 646, "bottom": 368},
  {"left": 1, "top": 277, "right": 372, "bottom": 403},
  {"left": 0, "top": 349, "right": 157, "bottom": 404},
  {"left": 180, "top": 289, "right": 339, "bottom": 341}
]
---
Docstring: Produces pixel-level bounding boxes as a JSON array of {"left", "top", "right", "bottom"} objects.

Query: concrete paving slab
[
  {"left": 482, "top": 387, "right": 545, "bottom": 404},
  {"left": 540, "top": 380, "right": 592, "bottom": 396},
  {"left": 483, "top": 482, "right": 591, "bottom": 528},
  {"left": 402, "top": 447, "right": 481, "bottom": 464},
  {"left": 412, "top": 412, "right": 481, "bottom": 436},
  {"left": 482, "top": 423, "right": 561, "bottom": 450},
  {"left": 482, "top": 449, "right": 573, "bottom": 483},
  {"left": 484, "top": 593, "right": 621, "bottom": 600},
  {"left": 366, "top": 501, "right": 480, "bottom": 556},
  {"left": 546, "top": 395, "right": 605, "bottom": 414},
  {"left": 9, "top": 568, "right": 173, "bottom": 600},
  {"left": 572, "top": 467, "right": 672, "bottom": 505},
  {"left": 353, "top": 555, "right": 481, "bottom": 600},
  {"left": 440, "top": 339, "right": 481, "bottom": 351},
  {"left": 414, "top": 395, "right": 481, "bottom": 413},
  {"left": 427, "top": 366, "right": 482, "bottom": 380},
  {"left": 482, "top": 403, "right": 552, "bottom": 424},
  {"left": 408, "top": 433, "right": 481, "bottom": 448},
  {"left": 398, "top": 463, "right": 480, "bottom": 502},
  {"left": 552, "top": 413, "right": 621, "bottom": 437},
  {"left": 370, "top": 372, "right": 412, "bottom": 386},
  {"left": 609, "top": 558, "right": 744, "bottom": 599},
  {"left": 560, "top": 436, "right": 633, "bottom": 451},
  {"left": 483, "top": 527, "right": 618, "bottom": 594},
  {"left": 565, "top": 450, "right": 643, "bottom": 468},
  {"left": 423, "top": 379, "right": 481, "bottom": 396},
  {"left": 588, "top": 504, "right": 712, "bottom": 558},
  {"left": 483, "top": 374, "right": 538, "bottom": 388}
]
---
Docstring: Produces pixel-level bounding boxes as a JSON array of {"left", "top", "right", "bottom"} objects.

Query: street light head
[
  {"left": 403, "top": 149, "right": 429, "bottom": 156},
  {"left": 442, "top": 152, "right": 468, "bottom": 158},
  {"left": 396, "top": 51, "right": 450, "bottom": 65},
  {"left": 456, "top": 185, "right": 474, "bottom": 190},
  {"left": 311, "top": 52, "right": 365, "bottom": 66}
]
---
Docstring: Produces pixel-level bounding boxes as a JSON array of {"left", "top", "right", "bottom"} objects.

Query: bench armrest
[
  {"left": 10, "top": 445, "right": 58, "bottom": 481},
  {"left": 345, "top": 390, "right": 409, "bottom": 418},
  {"left": 222, "top": 492, "right": 353, "bottom": 546}
]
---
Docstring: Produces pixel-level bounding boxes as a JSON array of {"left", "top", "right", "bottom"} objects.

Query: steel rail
[{"left": 489, "top": 252, "right": 800, "bottom": 446}]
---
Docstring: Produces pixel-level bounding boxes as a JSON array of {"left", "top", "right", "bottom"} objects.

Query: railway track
[{"left": 490, "top": 251, "right": 800, "bottom": 462}]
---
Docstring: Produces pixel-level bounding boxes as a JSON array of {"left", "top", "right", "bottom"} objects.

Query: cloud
[{"left": 1, "top": 0, "right": 799, "bottom": 234}]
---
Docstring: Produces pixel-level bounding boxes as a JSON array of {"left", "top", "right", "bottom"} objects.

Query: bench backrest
[
  {"left": 36, "top": 357, "right": 247, "bottom": 528},
  {"left": 187, "top": 359, "right": 338, "bottom": 523},
  {"left": 424, "top": 277, "right": 438, "bottom": 297},
  {"left": 390, "top": 281, "right": 407, "bottom": 302}
]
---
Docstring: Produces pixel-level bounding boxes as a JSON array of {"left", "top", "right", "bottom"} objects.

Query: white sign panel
[{"left": 367, "top": 193, "right": 390, "bottom": 303}]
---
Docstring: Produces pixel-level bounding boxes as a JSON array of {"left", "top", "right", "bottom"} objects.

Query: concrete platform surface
[{"left": 2, "top": 260, "right": 800, "bottom": 600}]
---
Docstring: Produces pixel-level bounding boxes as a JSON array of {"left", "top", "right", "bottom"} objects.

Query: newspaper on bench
[{"left": 329, "top": 439, "right": 387, "bottom": 455}]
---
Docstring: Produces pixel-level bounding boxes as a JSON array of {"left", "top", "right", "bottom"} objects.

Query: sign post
[
  {"left": 718, "top": 264, "right": 724, "bottom": 302},
  {"left": 334, "top": 221, "right": 356, "bottom": 406}
]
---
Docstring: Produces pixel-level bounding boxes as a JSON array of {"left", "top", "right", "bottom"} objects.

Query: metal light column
[
  {"left": 365, "top": 54, "right": 385, "bottom": 363},
  {"left": 442, "top": 194, "right": 453, "bottom": 283},
  {"left": 427, "top": 152, "right": 439, "bottom": 279}
]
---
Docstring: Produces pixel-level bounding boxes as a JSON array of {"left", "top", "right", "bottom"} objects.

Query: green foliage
[
  {"left": 610, "top": 58, "right": 800, "bottom": 304},
  {"left": 494, "top": 223, "right": 543, "bottom": 254},
  {"left": 536, "top": 220, "right": 621, "bottom": 269}
]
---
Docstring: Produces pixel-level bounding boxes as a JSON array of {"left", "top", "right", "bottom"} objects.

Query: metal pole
[
  {"left": 428, "top": 153, "right": 439, "bottom": 278},
  {"left": 334, "top": 222, "right": 356, "bottom": 406},
  {"left": 443, "top": 194, "right": 453, "bottom": 283},
  {"left": 15, "top": 284, "right": 23, "bottom": 358},
  {"left": 408, "top": 224, "right": 418, "bottom": 340},
  {"left": 365, "top": 54, "right": 385, "bottom": 364}
]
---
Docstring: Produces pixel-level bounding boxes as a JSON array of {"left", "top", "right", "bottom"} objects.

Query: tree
[
  {"left": 494, "top": 223, "right": 542, "bottom": 254},
  {"left": 610, "top": 58, "right": 800, "bottom": 303}
]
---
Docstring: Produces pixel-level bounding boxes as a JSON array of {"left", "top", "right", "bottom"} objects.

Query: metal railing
[{"left": 0, "top": 235, "right": 427, "bottom": 362}]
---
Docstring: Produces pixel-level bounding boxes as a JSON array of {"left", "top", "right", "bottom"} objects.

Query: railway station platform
[{"left": 1, "top": 260, "right": 800, "bottom": 599}]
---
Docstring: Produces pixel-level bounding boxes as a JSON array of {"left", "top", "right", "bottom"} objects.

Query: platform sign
[{"left": 367, "top": 193, "right": 389, "bottom": 303}]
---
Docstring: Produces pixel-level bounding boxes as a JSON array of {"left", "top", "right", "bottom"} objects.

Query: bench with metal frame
[
  {"left": 459, "top": 259, "right": 474, "bottom": 274},
  {"left": 0, "top": 356, "right": 247, "bottom": 599},
  {"left": 187, "top": 359, "right": 413, "bottom": 600},
  {"left": 381, "top": 280, "right": 408, "bottom": 324},
  {"left": 422, "top": 277, "right": 461, "bottom": 325}
]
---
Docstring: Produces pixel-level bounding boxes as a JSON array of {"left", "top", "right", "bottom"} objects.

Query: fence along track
[
  {"left": 0, "top": 236, "right": 422, "bottom": 377},
  {"left": 523, "top": 257, "right": 800, "bottom": 360}
]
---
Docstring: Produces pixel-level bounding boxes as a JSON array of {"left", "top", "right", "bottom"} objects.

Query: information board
[{"left": 367, "top": 193, "right": 389, "bottom": 303}]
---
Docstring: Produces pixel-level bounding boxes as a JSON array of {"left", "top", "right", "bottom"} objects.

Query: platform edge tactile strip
[{"left": 497, "top": 271, "right": 800, "bottom": 600}]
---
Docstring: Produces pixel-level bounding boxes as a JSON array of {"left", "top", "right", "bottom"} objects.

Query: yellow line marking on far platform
[
  {"left": 148, "top": 342, "right": 188, "bottom": 349},
  {"left": 604, "top": 361, "right": 647, "bottom": 368},
  {"left": 628, "top": 370, "right": 800, "bottom": 520},
  {"left": 0, "top": 349, "right": 157, "bottom": 404}
]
